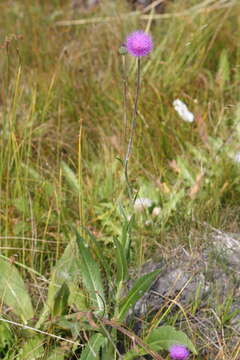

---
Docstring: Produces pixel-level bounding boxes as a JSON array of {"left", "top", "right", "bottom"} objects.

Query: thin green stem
[
  {"left": 122, "top": 55, "right": 128, "bottom": 148},
  {"left": 124, "top": 57, "right": 141, "bottom": 201}
]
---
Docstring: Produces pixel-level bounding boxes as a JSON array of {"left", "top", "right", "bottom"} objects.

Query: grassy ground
[{"left": 0, "top": 0, "right": 240, "bottom": 359}]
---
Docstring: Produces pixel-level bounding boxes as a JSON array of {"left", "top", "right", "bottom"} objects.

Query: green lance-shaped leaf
[
  {"left": 121, "top": 215, "right": 134, "bottom": 261},
  {"left": 38, "top": 240, "right": 85, "bottom": 329},
  {"left": 124, "top": 326, "right": 197, "bottom": 359},
  {"left": 0, "top": 258, "right": 34, "bottom": 322},
  {"left": 61, "top": 161, "right": 80, "bottom": 194},
  {"left": 47, "top": 240, "right": 80, "bottom": 308},
  {"left": 52, "top": 282, "right": 70, "bottom": 317},
  {"left": 118, "top": 269, "right": 161, "bottom": 321},
  {"left": 144, "top": 326, "right": 197, "bottom": 355},
  {"left": 217, "top": 48, "right": 230, "bottom": 90},
  {"left": 113, "top": 237, "right": 128, "bottom": 283},
  {"left": 21, "top": 164, "right": 54, "bottom": 197},
  {"left": 0, "top": 322, "right": 13, "bottom": 349},
  {"left": 76, "top": 232, "right": 105, "bottom": 312},
  {"left": 46, "top": 347, "right": 65, "bottom": 360},
  {"left": 80, "top": 333, "right": 107, "bottom": 360},
  {"left": 83, "top": 227, "right": 111, "bottom": 284},
  {"left": 18, "top": 336, "right": 44, "bottom": 360}
]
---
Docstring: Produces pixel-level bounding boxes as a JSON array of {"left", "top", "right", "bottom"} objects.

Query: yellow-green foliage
[
  {"left": 0, "top": 1, "right": 240, "bottom": 359},
  {"left": 0, "top": 0, "right": 240, "bottom": 269}
]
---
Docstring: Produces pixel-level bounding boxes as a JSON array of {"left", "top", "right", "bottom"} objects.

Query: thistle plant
[
  {"left": 0, "top": 28, "right": 196, "bottom": 360},
  {"left": 122, "top": 30, "right": 153, "bottom": 200}
]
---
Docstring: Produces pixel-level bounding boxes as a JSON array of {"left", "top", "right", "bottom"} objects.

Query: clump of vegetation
[{"left": 0, "top": 0, "right": 239, "bottom": 358}]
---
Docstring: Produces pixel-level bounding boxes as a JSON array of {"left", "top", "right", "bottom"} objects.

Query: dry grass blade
[
  {"left": 55, "top": 12, "right": 138, "bottom": 26},
  {"left": 99, "top": 318, "right": 165, "bottom": 360},
  {"left": 56, "top": 0, "right": 237, "bottom": 26},
  {"left": 142, "top": 0, "right": 167, "bottom": 13},
  {"left": 0, "top": 317, "right": 81, "bottom": 346}
]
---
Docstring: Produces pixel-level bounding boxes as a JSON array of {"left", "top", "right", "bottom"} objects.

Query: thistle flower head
[
  {"left": 125, "top": 30, "right": 153, "bottom": 57},
  {"left": 169, "top": 345, "right": 189, "bottom": 360}
]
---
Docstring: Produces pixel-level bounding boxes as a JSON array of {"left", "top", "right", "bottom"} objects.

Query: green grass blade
[
  {"left": 113, "top": 236, "right": 128, "bottom": 283},
  {"left": 121, "top": 216, "right": 134, "bottom": 260},
  {"left": 61, "top": 161, "right": 80, "bottom": 194},
  {"left": 80, "top": 333, "right": 106, "bottom": 360},
  {"left": 217, "top": 48, "right": 230, "bottom": 90}
]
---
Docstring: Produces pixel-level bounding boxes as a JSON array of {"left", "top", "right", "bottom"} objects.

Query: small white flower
[
  {"left": 145, "top": 220, "right": 152, "bottom": 226},
  {"left": 234, "top": 151, "right": 240, "bottom": 164},
  {"left": 152, "top": 206, "right": 161, "bottom": 217},
  {"left": 134, "top": 198, "right": 153, "bottom": 212},
  {"left": 173, "top": 99, "right": 194, "bottom": 123}
]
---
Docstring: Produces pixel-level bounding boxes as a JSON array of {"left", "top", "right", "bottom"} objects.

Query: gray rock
[
  {"left": 126, "top": 230, "right": 240, "bottom": 343},
  {"left": 211, "top": 230, "right": 240, "bottom": 271}
]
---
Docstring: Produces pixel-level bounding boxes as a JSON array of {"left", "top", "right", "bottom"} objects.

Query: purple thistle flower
[
  {"left": 125, "top": 30, "right": 153, "bottom": 57},
  {"left": 169, "top": 345, "right": 190, "bottom": 360}
]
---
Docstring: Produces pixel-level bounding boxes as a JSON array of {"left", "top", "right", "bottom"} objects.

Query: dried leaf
[
  {"left": 195, "top": 113, "right": 208, "bottom": 144},
  {"left": 188, "top": 172, "right": 204, "bottom": 199},
  {"left": 169, "top": 160, "right": 180, "bottom": 173}
]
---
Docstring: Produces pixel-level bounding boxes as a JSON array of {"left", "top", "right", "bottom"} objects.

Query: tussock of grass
[{"left": 0, "top": 0, "right": 240, "bottom": 358}]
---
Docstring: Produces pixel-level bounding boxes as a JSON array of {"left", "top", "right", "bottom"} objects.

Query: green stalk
[{"left": 124, "top": 57, "right": 141, "bottom": 202}]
